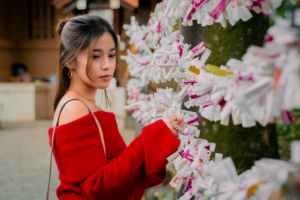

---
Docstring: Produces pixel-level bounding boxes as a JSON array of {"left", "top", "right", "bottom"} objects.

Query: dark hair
[
  {"left": 54, "top": 14, "right": 118, "bottom": 110},
  {"left": 12, "top": 63, "right": 27, "bottom": 76}
]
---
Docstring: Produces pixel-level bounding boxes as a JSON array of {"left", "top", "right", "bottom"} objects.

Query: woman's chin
[{"left": 96, "top": 83, "right": 110, "bottom": 90}]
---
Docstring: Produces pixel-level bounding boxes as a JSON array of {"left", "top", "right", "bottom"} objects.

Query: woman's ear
[{"left": 66, "top": 61, "right": 74, "bottom": 70}]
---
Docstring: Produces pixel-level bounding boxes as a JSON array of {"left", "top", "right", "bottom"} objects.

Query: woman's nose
[{"left": 101, "top": 57, "right": 110, "bottom": 70}]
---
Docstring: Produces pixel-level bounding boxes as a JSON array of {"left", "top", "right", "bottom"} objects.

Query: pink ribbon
[
  {"left": 178, "top": 45, "right": 183, "bottom": 58},
  {"left": 238, "top": 73, "right": 254, "bottom": 81},
  {"left": 201, "top": 99, "right": 213, "bottom": 108},
  {"left": 180, "top": 132, "right": 192, "bottom": 136},
  {"left": 176, "top": 34, "right": 181, "bottom": 43},
  {"left": 219, "top": 97, "right": 226, "bottom": 109},
  {"left": 157, "top": 21, "right": 162, "bottom": 33},
  {"left": 193, "top": 0, "right": 209, "bottom": 9},
  {"left": 210, "top": 0, "right": 230, "bottom": 20},
  {"left": 142, "top": 33, "right": 148, "bottom": 40},
  {"left": 201, "top": 49, "right": 207, "bottom": 58},
  {"left": 186, "top": 115, "right": 200, "bottom": 124},
  {"left": 191, "top": 42, "right": 206, "bottom": 54},
  {"left": 183, "top": 80, "right": 198, "bottom": 86},
  {"left": 245, "top": 0, "right": 254, "bottom": 9},
  {"left": 130, "top": 108, "right": 139, "bottom": 113},
  {"left": 138, "top": 62, "right": 150, "bottom": 66},
  {"left": 189, "top": 188, "right": 194, "bottom": 195},
  {"left": 164, "top": 56, "right": 169, "bottom": 64},
  {"left": 184, "top": 177, "right": 193, "bottom": 192},
  {"left": 204, "top": 145, "right": 210, "bottom": 154},
  {"left": 179, "top": 149, "right": 186, "bottom": 158},
  {"left": 189, "top": 90, "right": 210, "bottom": 99},
  {"left": 184, "top": 150, "right": 194, "bottom": 162},
  {"left": 185, "top": 7, "right": 197, "bottom": 20},
  {"left": 281, "top": 110, "right": 292, "bottom": 125},
  {"left": 264, "top": 34, "right": 273, "bottom": 43},
  {"left": 137, "top": 116, "right": 143, "bottom": 123}
]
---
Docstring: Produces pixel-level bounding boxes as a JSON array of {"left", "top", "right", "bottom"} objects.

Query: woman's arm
[
  {"left": 78, "top": 119, "right": 180, "bottom": 200},
  {"left": 52, "top": 100, "right": 182, "bottom": 199}
]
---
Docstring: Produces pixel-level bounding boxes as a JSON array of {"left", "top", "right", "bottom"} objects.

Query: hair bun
[{"left": 55, "top": 18, "right": 69, "bottom": 39}]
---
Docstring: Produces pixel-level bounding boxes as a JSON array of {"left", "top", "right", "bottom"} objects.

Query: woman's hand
[{"left": 162, "top": 115, "right": 185, "bottom": 137}]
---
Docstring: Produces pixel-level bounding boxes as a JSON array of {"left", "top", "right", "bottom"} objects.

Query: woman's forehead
[{"left": 93, "top": 32, "right": 116, "bottom": 51}]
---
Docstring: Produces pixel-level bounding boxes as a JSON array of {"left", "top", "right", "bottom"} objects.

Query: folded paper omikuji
[
  {"left": 123, "top": 13, "right": 300, "bottom": 199},
  {"left": 129, "top": 0, "right": 284, "bottom": 30},
  {"left": 167, "top": 128, "right": 300, "bottom": 200},
  {"left": 125, "top": 90, "right": 300, "bottom": 199},
  {"left": 123, "top": 1, "right": 299, "bottom": 128}
]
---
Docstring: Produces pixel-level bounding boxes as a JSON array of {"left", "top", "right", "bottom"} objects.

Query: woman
[{"left": 48, "top": 14, "right": 184, "bottom": 200}]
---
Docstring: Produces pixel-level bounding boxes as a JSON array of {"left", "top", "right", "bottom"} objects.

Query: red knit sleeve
[{"left": 78, "top": 119, "right": 180, "bottom": 200}]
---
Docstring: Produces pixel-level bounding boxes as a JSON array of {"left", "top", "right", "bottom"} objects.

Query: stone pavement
[{"left": 0, "top": 120, "right": 135, "bottom": 200}]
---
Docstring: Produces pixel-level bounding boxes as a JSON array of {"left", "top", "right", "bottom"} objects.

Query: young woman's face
[{"left": 73, "top": 31, "right": 116, "bottom": 89}]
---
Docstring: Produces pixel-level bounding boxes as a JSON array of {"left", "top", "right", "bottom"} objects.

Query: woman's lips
[{"left": 100, "top": 75, "right": 111, "bottom": 81}]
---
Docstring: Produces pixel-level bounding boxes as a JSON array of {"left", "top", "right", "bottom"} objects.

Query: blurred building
[
  {"left": 0, "top": 0, "right": 60, "bottom": 82},
  {"left": 0, "top": 0, "right": 140, "bottom": 84},
  {"left": 0, "top": 0, "right": 158, "bottom": 126}
]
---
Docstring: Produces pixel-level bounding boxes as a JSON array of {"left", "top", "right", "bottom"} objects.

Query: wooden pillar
[
  {"left": 113, "top": 9, "right": 120, "bottom": 34},
  {"left": 176, "top": 19, "right": 205, "bottom": 199},
  {"left": 137, "top": 0, "right": 151, "bottom": 25},
  {"left": 180, "top": 18, "right": 205, "bottom": 137}
]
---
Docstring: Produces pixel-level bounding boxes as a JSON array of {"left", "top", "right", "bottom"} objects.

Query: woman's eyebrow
[{"left": 93, "top": 48, "right": 116, "bottom": 52}]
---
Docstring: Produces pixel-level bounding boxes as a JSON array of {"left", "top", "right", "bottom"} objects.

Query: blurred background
[{"left": 0, "top": 0, "right": 167, "bottom": 199}]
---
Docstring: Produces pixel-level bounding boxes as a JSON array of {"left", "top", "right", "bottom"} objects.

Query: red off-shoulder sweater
[{"left": 48, "top": 111, "right": 180, "bottom": 200}]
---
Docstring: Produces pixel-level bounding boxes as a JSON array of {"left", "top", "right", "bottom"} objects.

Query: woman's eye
[
  {"left": 109, "top": 55, "right": 116, "bottom": 58},
  {"left": 93, "top": 55, "right": 100, "bottom": 59}
]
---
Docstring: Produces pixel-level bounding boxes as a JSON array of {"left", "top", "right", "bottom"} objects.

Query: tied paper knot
[
  {"left": 189, "top": 90, "right": 210, "bottom": 99},
  {"left": 281, "top": 110, "right": 292, "bottom": 124},
  {"left": 178, "top": 45, "right": 183, "bottom": 58},
  {"left": 210, "top": 0, "right": 231, "bottom": 20},
  {"left": 179, "top": 149, "right": 186, "bottom": 158},
  {"left": 186, "top": 115, "right": 200, "bottom": 124},
  {"left": 201, "top": 99, "right": 213, "bottom": 108},
  {"left": 130, "top": 108, "right": 139, "bottom": 113},
  {"left": 238, "top": 73, "right": 254, "bottom": 81},
  {"left": 138, "top": 62, "right": 150, "bottom": 66},
  {"left": 264, "top": 34, "right": 273, "bottom": 43},
  {"left": 204, "top": 145, "right": 211, "bottom": 154},
  {"left": 193, "top": 0, "right": 209, "bottom": 9},
  {"left": 181, "top": 132, "right": 192, "bottom": 136},
  {"left": 184, "top": 150, "right": 194, "bottom": 162},
  {"left": 176, "top": 34, "right": 181, "bottom": 43},
  {"left": 137, "top": 116, "right": 142, "bottom": 123},
  {"left": 184, "top": 80, "right": 198, "bottom": 86},
  {"left": 191, "top": 42, "right": 206, "bottom": 54},
  {"left": 164, "top": 56, "right": 169, "bottom": 64},
  {"left": 142, "top": 33, "right": 148, "bottom": 40},
  {"left": 157, "top": 21, "right": 162, "bottom": 33},
  {"left": 185, "top": 178, "right": 194, "bottom": 192},
  {"left": 186, "top": 1, "right": 198, "bottom": 20}
]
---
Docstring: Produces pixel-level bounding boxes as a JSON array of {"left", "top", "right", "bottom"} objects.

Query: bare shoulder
[{"left": 53, "top": 98, "right": 90, "bottom": 127}]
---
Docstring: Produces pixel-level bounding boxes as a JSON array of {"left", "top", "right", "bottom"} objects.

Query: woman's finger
[
  {"left": 174, "top": 123, "right": 183, "bottom": 133},
  {"left": 175, "top": 115, "right": 185, "bottom": 127},
  {"left": 168, "top": 125, "right": 178, "bottom": 137},
  {"left": 170, "top": 121, "right": 183, "bottom": 133}
]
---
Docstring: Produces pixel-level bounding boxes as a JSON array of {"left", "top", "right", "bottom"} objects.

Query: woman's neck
[{"left": 68, "top": 80, "right": 97, "bottom": 100}]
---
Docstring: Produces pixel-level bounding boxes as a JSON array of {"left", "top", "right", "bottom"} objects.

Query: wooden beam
[{"left": 52, "top": 0, "right": 74, "bottom": 9}]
